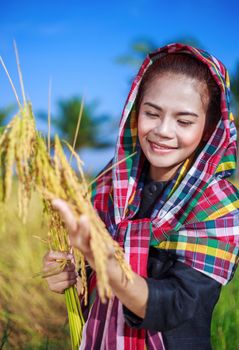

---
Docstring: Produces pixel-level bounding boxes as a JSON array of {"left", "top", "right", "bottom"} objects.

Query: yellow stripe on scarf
[
  {"left": 130, "top": 108, "right": 138, "bottom": 147},
  {"left": 204, "top": 199, "right": 239, "bottom": 220},
  {"left": 229, "top": 112, "right": 234, "bottom": 121},
  {"left": 169, "top": 156, "right": 193, "bottom": 197},
  {"left": 216, "top": 161, "right": 236, "bottom": 174},
  {"left": 158, "top": 241, "right": 237, "bottom": 262},
  {"left": 226, "top": 70, "right": 231, "bottom": 90}
]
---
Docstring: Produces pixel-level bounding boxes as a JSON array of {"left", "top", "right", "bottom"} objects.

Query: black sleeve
[{"left": 123, "top": 251, "right": 221, "bottom": 332}]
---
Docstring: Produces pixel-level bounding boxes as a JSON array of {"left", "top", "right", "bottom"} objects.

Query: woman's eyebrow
[
  {"left": 143, "top": 102, "right": 163, "bottom": 110},
  {"left": 143, "top": 102, "right": 199, "bottom": 117},
  {"left": 176, "top": 112, "right": 199, "bottom": 117}
]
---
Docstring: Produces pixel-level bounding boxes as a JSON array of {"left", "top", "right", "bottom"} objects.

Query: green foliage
[
  {"left": 51, "top": 97, "right": 113, "bottom": 150},
  {"left": 231, "top": 62, "right": 239, "bottom": 103},
  {"left": 230, "top": 61, "right": 239, "bottom": 121},
  {"left": 212, "top": 272, "right": 239, "bottom": 350},
  {"left": 211, "top": 178, "right": 239, "bottom": 349},
  {"left": 115, "top": 38, "right": 157, "bottom": 67},
  {"left": 115, "top": 36, "right": 203, "bottom": 69},
  {"left": 0, "top": 105, "right": 16, "bottom": 126}
]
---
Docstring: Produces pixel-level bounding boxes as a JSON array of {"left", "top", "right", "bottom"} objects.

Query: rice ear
[{"left": 3, "top": 115, "right": 21, "bottom": 201}]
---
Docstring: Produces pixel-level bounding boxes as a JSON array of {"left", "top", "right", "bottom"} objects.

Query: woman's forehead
[{"left": 140, "top": 72, "right": 209, "bottom": 111}]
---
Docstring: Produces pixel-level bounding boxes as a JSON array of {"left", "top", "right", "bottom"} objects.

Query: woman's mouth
[{"left": 149, "top": 141, "right": 177, "bottom": 152}]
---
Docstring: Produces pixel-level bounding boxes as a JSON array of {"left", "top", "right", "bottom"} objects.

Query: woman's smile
[{"left": 148, "top": 140, "right": 178, "bottom": 152}]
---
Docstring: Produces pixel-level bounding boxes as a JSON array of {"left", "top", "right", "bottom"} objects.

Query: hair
[{"left": 135, "top": 53, "right": 221, "bottom": 139}]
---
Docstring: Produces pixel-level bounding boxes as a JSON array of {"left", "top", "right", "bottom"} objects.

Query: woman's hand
[
  {"left": 52, "top": 199, "right": 96, "bottom": 270},
  {"left": 43, "top": 250, "right": 79, "bottom": 294}
]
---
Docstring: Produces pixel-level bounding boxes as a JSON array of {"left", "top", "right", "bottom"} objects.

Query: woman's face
[{"left": 137, "top": 73, "right": 208, "bottom": 181}]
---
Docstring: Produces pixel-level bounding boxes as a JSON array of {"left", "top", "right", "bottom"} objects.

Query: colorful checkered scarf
[{"left": 80, "top": 43, "right": 239, "bottom": 349}]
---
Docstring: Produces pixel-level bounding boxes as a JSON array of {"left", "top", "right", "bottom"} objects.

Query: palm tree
[
  {"left": 41, "top": 96, "right": 113, "bottom": 150},
  {"left": 230, "top": 62, "right": 239, "bottom": 121},
  {"left": 230, "top": 62, "right": 239, "bottom": 179},
  {"left": 115, "top": 38, "right": 158, "bottom": 68},
  {"left": 0, "top": 105, "right": 15, "bottom": 125},
  {"left": 115, "top": 37, "right": 203, "bottom": 70},
  {"left": 0, "top": 105, "right": 15, "bottom": 133}
]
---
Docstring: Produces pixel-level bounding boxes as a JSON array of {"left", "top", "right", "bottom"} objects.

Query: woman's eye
[
  {"left": 145, "top": 112, "right": 158, "bottom": 118},
  {"left": 178, "top": 120, "right": 193, "bottom": 126}
]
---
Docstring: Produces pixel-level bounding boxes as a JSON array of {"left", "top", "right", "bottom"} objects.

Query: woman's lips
[{"left": 149, "top": 141, "right": 178, "bottom": 152}]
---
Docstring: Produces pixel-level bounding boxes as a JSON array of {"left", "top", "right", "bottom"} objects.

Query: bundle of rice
[{"left": 0, "top": 44, "right": 133, "bottom": 350}]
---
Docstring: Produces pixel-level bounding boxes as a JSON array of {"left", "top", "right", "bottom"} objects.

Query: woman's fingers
[
  {"left": 43, "top": 250, "right": 73, "bottom": 264},
  {"left": 46, "top": 270, "right": 78, "bottom": 283},
  {"left": 51, "top": 198, "right": 91, "bottom": 252},
  {"left": 70, "top": 216, "right": 91, "bottom": 251},
  {"left": 48, "top": 277, "right": 78, "bottom": 294},
  {"left": 42, "top": 249, "right": 82, "bottom": 294},
  {"left": 43, "top": 258, "right": 79, "bottom": 293},
  {"left": 44, "top": 261, "right": 76, "bottom": 276},
  {"left": 44, "top": 260, "right": 75, "bottom": 271},
  {"left": 52, "top": 199, "right": 78, "bottom": 233}
]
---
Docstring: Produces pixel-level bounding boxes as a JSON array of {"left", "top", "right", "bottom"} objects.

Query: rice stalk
[
  {"left": 48, "top": 78, "right": 52, "bottom": 154},
  {"left": 2, "top": 115, "right": 20, "bottom": 201},
  {"left": 13, "top": 40, "right": 27, "bottom": 105},
  {"left": 69, "top": 98, "right": 84, "bottom": 165}
]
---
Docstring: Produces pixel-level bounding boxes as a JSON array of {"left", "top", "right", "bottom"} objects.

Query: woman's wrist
[
  {"left": 107, "top": 256, "right": 125, "bottom": 286},
  {"left": 107, "top": 257, "right": 148, "bottom": 319}
]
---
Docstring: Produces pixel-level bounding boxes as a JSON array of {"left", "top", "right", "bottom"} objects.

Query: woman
[{"left": 43, "top": 43, "right": 239, "bottom": 349}]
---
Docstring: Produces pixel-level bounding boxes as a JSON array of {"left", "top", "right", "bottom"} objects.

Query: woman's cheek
[
  {"left": 178, "top": 129, "right": 203, "bottom": 151},
  {"left": 137, "top": 121, "right": 147, "bottom": 141},
  {"left": 138, "top": 118, "right": 157, "bottom": 137}
]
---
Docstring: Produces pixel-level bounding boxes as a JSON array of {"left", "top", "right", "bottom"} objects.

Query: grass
[
  {"left": 211, "top": 177, "right": 239, "bottom": 350},
  {"left": 212, "top": 271, "right": 239, "bottom": 350},
  {"left": 0, "top": 186, "right": 71, "bottom": 349}
]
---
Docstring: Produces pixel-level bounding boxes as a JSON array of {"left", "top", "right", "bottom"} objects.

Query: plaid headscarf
[{"left": 80, "top": 43, "right": 239, "bottom": 350}]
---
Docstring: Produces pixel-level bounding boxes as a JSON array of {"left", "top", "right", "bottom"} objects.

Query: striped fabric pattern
[{"left": 80, "top": 43, "right": 239, "bottom": 349}]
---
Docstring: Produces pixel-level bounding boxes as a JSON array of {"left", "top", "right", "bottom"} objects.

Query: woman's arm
[
  {"left": 122, "top": 260, "right": 221, "bottom": 331},
  {"left": 107, "top": 256, "right": 149, "bottom": 318},
  {"left": 52, "top": 199, "right": 149, "bottom": 318}
]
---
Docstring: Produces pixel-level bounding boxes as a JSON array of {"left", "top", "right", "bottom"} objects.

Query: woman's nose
[{"left": 153, "top": 119, "right": 174, "bottom": 138}]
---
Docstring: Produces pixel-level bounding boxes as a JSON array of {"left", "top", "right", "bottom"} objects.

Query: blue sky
[{"left": 1, "top": 0, "right": 239, "bottom": 173}]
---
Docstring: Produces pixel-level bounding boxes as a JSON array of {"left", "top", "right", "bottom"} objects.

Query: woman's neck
[{"left": 149, "top": 163, "right": 182, "bottom": 182}]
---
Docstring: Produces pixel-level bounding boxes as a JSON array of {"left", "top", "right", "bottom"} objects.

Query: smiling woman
[
  {"left": 136, "top": 53, "right": 221, "bottom": 181},
  {"left": 43, "top": 43, "right": 239, "bottom": 350}
]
